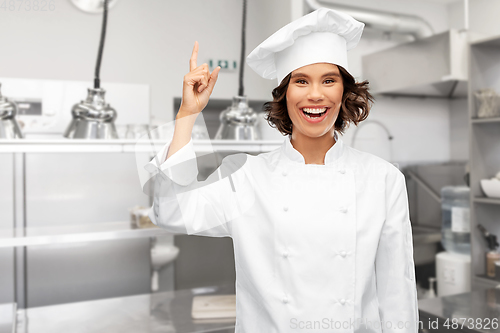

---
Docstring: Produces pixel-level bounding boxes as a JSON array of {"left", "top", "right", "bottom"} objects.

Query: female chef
[{"left": 145, "top": 7, "right": 419, "bottom": 333}]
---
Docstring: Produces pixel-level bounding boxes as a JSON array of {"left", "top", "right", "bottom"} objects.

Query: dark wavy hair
[{"left": 262, "top": 65, "right": 374, "bottom": 135}]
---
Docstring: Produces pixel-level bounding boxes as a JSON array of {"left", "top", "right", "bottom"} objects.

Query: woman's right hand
[{"left": 179, "top": 41, "right": 221, "bottom": 117}]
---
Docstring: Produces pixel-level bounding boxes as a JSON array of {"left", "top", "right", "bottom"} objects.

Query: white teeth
[
  {"left": 302, "top": 107, "right": 327, "bottom": 114},
  {"left": 304, "top": 113, "right": 326, "bottom": 119}
]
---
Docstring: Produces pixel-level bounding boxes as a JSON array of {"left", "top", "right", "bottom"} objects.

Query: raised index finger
[{"left": 190, "top": 41, "right": 198, "bottom": 72}]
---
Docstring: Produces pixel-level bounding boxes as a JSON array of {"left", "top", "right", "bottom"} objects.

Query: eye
[
  {"left": 295, "top": 79, "right": 307, "bottom": 84},
  {"left": 324, "top": 79, "right": 336, "bottom": 84}
]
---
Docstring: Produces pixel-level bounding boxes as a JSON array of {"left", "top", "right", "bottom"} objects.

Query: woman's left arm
[{"left": 375, "top": 169, "right": 419, "bottom": 333}]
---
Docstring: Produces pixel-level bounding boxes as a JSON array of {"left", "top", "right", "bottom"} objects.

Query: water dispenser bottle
[{"left": 441, "top": 186, "right": 471, "bottom": 255}]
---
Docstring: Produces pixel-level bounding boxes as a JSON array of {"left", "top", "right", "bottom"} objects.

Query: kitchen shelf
[
  {"left": 0, "top": 223, "right": 434, "bottom": 250},
  {"left": 0, "top": 221, "right": 170, "bottom": 248},
  {"left": 473, "top": 197, "right": 500, "bottom": 205},
  {"left": 0, "top": 139, "right": 284, "bottom": 153},
  {"left": 472, "top": 117, "right": 500, "bottom": 124},
  {"left": 362, "top": 30, "right": 468, "bottom": 98},
  {"left": 475, "top": 275, "right": 500, "bottom": 289},
  {"left": 469, "top": 33, "right": 500, "bottom": 291},
  {"left": 470, "top": 33, "right": 500, "bottom": 47}
]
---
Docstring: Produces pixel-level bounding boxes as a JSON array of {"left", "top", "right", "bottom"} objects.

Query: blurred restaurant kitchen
[{"left": 1, "top": 0, "right": 500, "bottom": 332}]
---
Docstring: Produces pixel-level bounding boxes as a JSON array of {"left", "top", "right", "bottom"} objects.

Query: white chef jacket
[{"left": 144, "top": 132, "right": 419, "bottom": 333}]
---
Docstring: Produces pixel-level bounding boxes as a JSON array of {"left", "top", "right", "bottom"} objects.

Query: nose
[{"left": 307, "top": 83, "right": 324, "bottom": 101}]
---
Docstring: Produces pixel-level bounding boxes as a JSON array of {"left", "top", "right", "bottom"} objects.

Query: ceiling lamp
[
  {"left": 215, "top": 0, "right": 261, "bottom": 140},
  {"left": 0, "top": 83, "right": 24, "bottom": 139},
  {"left": 70, "top": 0, "right": 119, "bottom": 14},
  {"left": 64, "top": 0, "right": 118, "bottom": 139}
]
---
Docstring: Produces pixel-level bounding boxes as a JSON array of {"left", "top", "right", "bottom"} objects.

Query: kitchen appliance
[
  {"left": 305, "top": 0, "right": 434, "bottom": 40},
  {"left": 436, "top": 185, "right": 472, "bottom": 296},
  {"left": 362, "top": 29, "right": 469, "bottom": 98},
  {"left": 0, "top": 83, "right": 24, "bottom": 139}
]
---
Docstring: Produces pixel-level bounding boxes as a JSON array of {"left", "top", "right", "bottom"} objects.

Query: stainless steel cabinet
[
  {"left": 0, "top": 140, "right": 282, "bottom": 309},
  {"left": 10, "top": 150, "right": 153, "bottom": 308}
]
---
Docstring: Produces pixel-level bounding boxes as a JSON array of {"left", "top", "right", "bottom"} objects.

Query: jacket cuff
[{"left": 143, "top": 138, "right": 198, "bottom": 186}]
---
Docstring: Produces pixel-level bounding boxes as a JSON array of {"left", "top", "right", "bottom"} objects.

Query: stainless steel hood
[
  {"left": 362, "top": 29, "right": 469, "bottom": 98},
  {"left": 305, "top": 0, "right": 434, "bottom": 40}
]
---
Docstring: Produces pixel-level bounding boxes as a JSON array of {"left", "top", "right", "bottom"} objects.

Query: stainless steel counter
[
  {"left": 419, "top": 288, "right": 500, "bottom": 333},
  {"left": 16, "top": 285, "right": 236, "bottom": 333}
]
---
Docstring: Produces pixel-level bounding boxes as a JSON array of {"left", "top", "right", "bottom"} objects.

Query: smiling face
[{"left": 286, "top": 63, "right": 344, "bottom": 140}]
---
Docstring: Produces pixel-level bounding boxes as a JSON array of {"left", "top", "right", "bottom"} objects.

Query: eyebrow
[{"left": 291, "top": 72, "right": 341, "bottom": 79}]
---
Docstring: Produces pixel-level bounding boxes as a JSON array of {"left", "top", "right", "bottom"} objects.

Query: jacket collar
[{"left": 281, "top": 131, "right": 344, "bottom": 166}]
